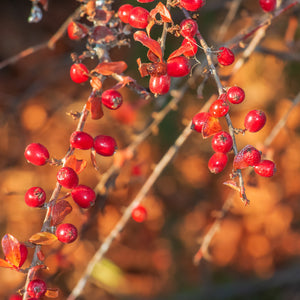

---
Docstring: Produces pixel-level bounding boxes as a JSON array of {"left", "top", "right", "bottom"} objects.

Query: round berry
[
  {"left": 70, "top": 63, "right": 89, "bottom": 84},
  {"left": 259, "top": 0, "right": 276, "bottom": 12},
  {"left": 181, "top": 38, "right": 198, "bottom": 57},
  {"left": 67, "top": 21, "right": 88, "bottom": 40},
  {"left": 56, "top": 167, "right": 79, "bottom": 189},
  {"left": 56, "top": 223, "right": 78, "bottom": 243},
  {"left": 24, "top": 143, "right": 49, "bottom": 166},
  {"left": 9, "top": 294, "right": 22, "bottom": 300},
  {"left": 118, "top": 4, "right": 134, "bottom": 23},
  {"left": 132, "top": 206, "right": 147, "bottom": 223},
  {"left": 180, "top": 0, "right": 205, "bottom": 11},
  {"left": 242, "top": 145, "right": 261, "bottom": 166},
  {"left": 209, "top": 99, "right": 229, "bottom": 118},
  {"left": 128, "top": 7, "right": 149, "bottom": 29},
  {"left": 244, "top": 109, "right": 266, "bottom": 132},
  {"left": 93, "top": 135, "right": 117, "bottom": 156},
  {"left": 211, "top": 131, "right": 233, "bottom": 153},
  {"left": 180, "top": 19, "right": 198, "bottom": 38},
  {"left": 25, "top": 187, "right": 46, "bottom": 207},
  {"left": 208, "top": 152, "right": 228, "bottom": 174},
  {"left": 254, "top": 160, "right": 276, "bottom": 177},
  {"left": 27, "top": 279, "right": 47, "bottom": 298},
  {"left": 71, "top": 185, "right": 96, "bottom": 208},
  {"left": 167, "top": 56, "right": 191, "bottom": 77},
  {"left": 137, "top": 0, "right": 155, "bottom": 2},
  {"left": 149, "top": 74, "right": 171, "bottom": 95},
  {"left": 101, "top": 89, "right": 123, "bottom": 110},
  {"left": 191, "top": 112, "right": 210, "bottom": 133},
  {"left": 217, "top": 47, "right": 235, "bottom": 66},
  {"left": 70, "top": 131, "right": 94, "bottom": 150},
  {"left": 226, "top": 86, "right": 245, "bottom": 104},
  {"left": 19, "top": 244, "right": 28, "bottom": 268}
]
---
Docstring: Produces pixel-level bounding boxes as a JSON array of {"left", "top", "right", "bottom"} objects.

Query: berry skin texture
[
  {"left": 191, "top": 112, "right": 210, "bottom": 133},
  {"left": 93, "top": 135, "right": 117, "bottom": 156},
  {"left": 244, "top": 109, "right": 266, "bottom": 132},
  {"left": 132, "top": 206, "right": 147, "bottom": 223},
  {"left": 128, "top": 7, "right": 149, "bottom": 29},
  {"left": 180, "top": 0, "right": 205, "bottom": 11},
  {"left": 25, "top": 187, "right": 46, "bottom": 207},
  {"left": 208, "top": 152, "right": 228, "bottom": 174},
  {"left": 217, "top": 47, "right": 235, "bottom": 66},
  {"left": 254, "top": 160, "right": 276, "bottom": 177},
  {"left": 259, "top": 0, "right": 276, "bottom": 12},
  {"left": 226, "top": 86, "right": 245, "bottom": 104},
  {"left": 70, "top": 63, "right": 89, "bottom": 84},
  {"left": 71, "top": 185, "right": 96, "bottom": 208},
  {"left": 209, "top": 99, "right": 229, "bottom": 118},
  {"left": 242, "top": 145, "right": 261, "bottom": 166},
  {"left": 101, "top": 89, "right": 123, "bottom": 110},
  {"left": 9, "top": 294, "right": 22, "bottom": 300},
  {"left": 149, "top": 74, "right": 171, "bottom": 95},
  {"left": 56, "top": 223, "right": 78, "bottom": 243},
  {"left": 27, "top": 279, "right": 47, "bottom": 298},
  {"left": 181, "top": 38, "right": 198, "bottom": 57},
  {"left": 24, "top": 143, "right": 49, "bottom": 166},
  {"left": 180, "top": 19, "right": 198, "bottom": 38},
  {"left": 56, "top": 167, "right": 79, "bottom": 189},
  {"left": 67, "top": 21, "right": 88, "bottom": 40},
  {"left": 167, "top": 56, "right": 191, "bottom": 77},
  {"left": 70, "top": 131, "right": 94, "bottom": 150},
  {"left": 118, "top": 4, "right": 134, "bottom": 23},
  {"left": 211, "top": 131, "right": 233, "bottom": 153}
]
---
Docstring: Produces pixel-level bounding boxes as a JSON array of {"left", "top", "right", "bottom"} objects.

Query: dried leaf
[
  {"left": 92, "top": 61, "right": 127, "bottom": 76},
  {"left": 147, "top": 50, "right": 160, "bottom": 62},
  {"left": 86, "top": 93, "right": 104, "bottom": 120},
  {"left": 29, "top": 232, "right": 58, "bottom": 246},
  {"left": 146, "top": 18, "right": 156, "bottom": 37},
  {"left": 1, "top": 234, "right": 21, "bottom": 267},
  {"left": 94, "top": 9, "right": 113, "bottom": 23},
  {"left": 45, "top": 288, "right": 59, "bottom": 298},
  {"left": 168, "top": 42, "right": 195, "bottom": 61},
  {"left": 0, "top": 258, "right": 13, "bottom": 269},
  {"left": 50, "top": 200, "right": 73, "bottom": 226},
  {"left": 137, "top": 58, "right": 150, "bottom": 77},
  {"left": 150, "top": 2, "right": 172, "bottom": 23},
  {"left": 202, "top": 115, "right": 222, "bottom": 138},
  {"left": 37, "top": 249, "right": 45, "bottom": 261},
  {"left": 112, "top": 76, "right": 136, "bottom": 90},
  {"left": 233, "top": 145, "right": 252, "bottom": 170},
  {"left": 65, "top": 155, "right": 87, "bottom": 174},
  {"left": 90, "top": 26, "right": 115, "bottom": 43}
]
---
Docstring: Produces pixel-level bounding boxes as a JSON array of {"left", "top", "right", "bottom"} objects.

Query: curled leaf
[
  {"left": 202, "top": 115, "right": 222, "bottom": 138},
  {"left": 29, "top": 232, "right": 58, "bottom": 246},
  {"left": 50, "top": 200, "right": 73, "bottom": 226},
  {"left": 112, "top": 76, "right": 136, "bottom": 90},
  {"left": 65, "top": 155, "right": 87, "bottom": 174},
  {"left": 90, "top": 26, "right": 115, "bottom": 43},
  {"left": 168, "top": 42, "right": 195, "bottom": 61},
  {"left": 150, "top": 2, "right": 172, "bottom": 23},
  {"left": 92, "top": 61, "right": 127, "bottom": 76},
  {"left": 45, "top": 288, "right": 59, "bottom": 298},
  {"left": 86, "top": 93, "right": 104, "bottom": 120},
  {"left": 1, "top": 234, "right": 21, "bottom": 267}
]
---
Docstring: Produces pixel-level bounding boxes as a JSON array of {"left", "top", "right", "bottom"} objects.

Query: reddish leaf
[
  {"left": 37, "top": 249, "right": 45, "bottom": 261},
  {"left": 90, "top": 77, "right": 103, "bottom": 90},
  {"left": 147, "top": 50, "right": 160, "bottom": 62},
  {"left": 1, "top": 234, "right": 21, "bottom": 267},
  {"left": 65, "top": 155, "right": 87, "bottom": 174},
  {"left": 112, "top": 76, "right": 136, "bottom": 90},
  {"left": 150, "top": 2, "right": 172, "bottom": 23},
  {"left": 94, "top": 8, "right": 113, "bottom": 23},
  {"left": 233, "top": 145, "right": 253, "bottom": 170},
  {"left": 38, "top": 0, "right": 48, "bottom": 10},
  {"left": 202, "top": 115, "right": 222, "bottom": 138},
  {"left": 86, "top": 93, "right": 104, "bottom": 120},
  {"left": 0, "top": 258, "right": 13, "bottom": 269},
  {"left": 168, "top": 42, "right": 196, "bottom": 61},
  {"left": 134, "top": 31, "right": 163, "bottom": 62},
  {"left": 45, "top": 288, "right": 59, "bottom": 298},
  {"left": 90, "top": 26, "right": 115, "bottom": 43},
  {"left": 92, "top": 61, "right": 127, "bottom": 76},
  {"left": 137, "top": 58, "right": 150, "bottom": 77},
  {"left": 146, "top": 18, "right": 156, "bottom": 37},
  {"left": 28, "top": 265, "right": 47, "bottom": 280},
  {"left": 29, "top": 232, "right": 58, "bottom": 246},
  {"left": 50, "top": 200, "right": 73, "bottom": 226}
]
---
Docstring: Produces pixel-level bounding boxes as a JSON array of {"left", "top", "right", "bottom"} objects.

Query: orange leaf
[
  {"left": 146, "top": 18, "right": 156, "bottom": 37},
  {"left": 1, "top": 234, "right": 21, "bottom": 268},
  {"left": 112, "top": 76, "right": 136, "bottom": 90},
  {"left": 29, "top": 232, "right": 58, "bottom": 246},
  {"left": 65, "top": 155, "right": 87, "bottom": 174},
  {"left": 50, "top": 200, "right": 73, "bottom": 226},
  {"left": 168, "top": 42, "right": 195, "bottom": 61},
  {"left": 134, "top": 31, "right": 163, "bottom": 62},
  {"left": 0, "top": 258, "right": 13, "bottom": 269},
  {"left": 92, "top": 61, "right": 127, "bottom": 76},
  {"left": 86, "top": 93, "right": 104, "bottom": 120},
  {"left": 45, "top": 288, "right": 59, "bottom": 298},
  {"left": 202, "top": 115, "right": 222, "bottom": 138},
  {"left": 150, "top": 2, "right": 172, "bottom": 23}
]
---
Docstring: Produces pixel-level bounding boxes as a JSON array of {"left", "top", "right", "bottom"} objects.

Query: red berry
[
  {"left": 27, "top": 279, "right": 47, "bottom": 298},
  {"left": 241, "top": 145, "right": 261, "bottom": 166},
  {"left": 67, "top": 21, "right": 88, "bottom": 40},
  {"left": 181, "top": 38, "right": 198, "bottom": 57},
  {"left": 9, "top": 295, "right": 22, "bottom": 300},
  {"left": 19, "top": 244, "right": 28, "bottom": 268},
  {"left": 93, "top": 135, "right": 117, "bottom": 156},
  {"left": 118, "top": 4, "right": 134, "bottom": 23},
  {"left": 167, "top": 56, "right": 191, "bottom": 77},
  {"left": 226, "top": 86, "right": 245, "bottom": 104},
  {"left": 244, "top": 109, "right": 266, "bottom": 132},
  {"left": 254, "top": 160, "right": 276, "bottom": 177},
  {"left": 137, "top": 0, "right": 155, "bottom": 2},
  {"left": 132, "top": 206, "right": 147, "bottom": 223},
  {"left": 24, "top": 143, "right": 49, "bottom": 166},
  {"left": 180, "top": 0, "right": 205, "bottom": 11},
  {"left": 25, "top": 187, "right": 46, "bottom": 207},
  {"left": 70, "top": 63, "right": 89, "bottom": 84},
  {"left": 149, "top": 74, "right": 171, "bottom": 95},
  {"left": 180, "top": 19, "right": 198, "bottom": 38},
  {"left": 191, "top": 112, "right": 210, "bottom": 133},
  {"left": 128, "top": 7, "right": 149, "bottom": 29},
  {"left": 209, "top": 99, "right": 229, "bottom": 118},
  {"left": 70, "top": 131, "right": 94, "bottom": 150},
  {"left": 101, "top": 89, "right": 123, "bottom": 110},
  {"left": 71, "top": 185, "right": 96, "bottom": 208},
  {"left": 211, "top": 131, "right": 233, "bottom": 153},
  {"left": 56, "top": 223, "right": 78, "bottom": 243},
  {"left": 259, "top": 0, "right": 276, "bottom": 12},
  {"left": 217, "top": 47, "right": 235, "bottom": 66},
  {"left": 208, "top": 152, "right": 228, "bottom": 174},
  {"left": 56, "top": 167, "right": 79, "bottom": 189}
]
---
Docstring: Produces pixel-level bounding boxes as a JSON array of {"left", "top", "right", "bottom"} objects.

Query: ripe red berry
[
  {"left": 259, "top": 0, "right": 276, "bottom": 12},
  {"left": 70, "top": 131, "right": 94, "bottom": 150},
  {"left": 167, "top": 56, "right": 191, "bottom": 77},
  {"left": 209, "top": 99, "right": 229, "bottom": 117},
  {"left": 217, "top": 47, "right": 235, "bottom": 66},
  {"left": 67, "top": 21, "right": 88, "bottom": 40},
  {"left": 128, "top": 7, "right": 149, "bottom": 29},
  {"left": 149, "top": 74, "right": 171, "bottom": 95},
  {"left": 254, "top": 160, "right": 276, "bottom": 177},
  {"left": 181, "top": 38, "right": 198, "bottom": 57},
  {"left": 71, "top": 185, "right": 96, "bottom": 208},
  {"left": 244, "top": 109, "right": 266, "bottom": 132},
  {"left": 101, "top": 89, "right": 123, "bottom": 110},
  {"left": 56, "top": 223, "right": 78, "bottom": 243},
  {"left": 208, "top": 152, "right": 228, "bottom": 174},
  {"left": 27, "top": 279, "right": 47, "bottom": 298},
  {"left": 56, "top": 167, "right": 79, "bottom": 189},
  {"left": 93, "top": 135, "right": 117, "bottom": 156},
  {"left": 24, "top": 143, "right": 49, "bottom": 166},
  {"left": 180, "top": 0, "right": 205, "bottom": 11},
  {"left": 19, "top": 244, "right": 28, "bottom": 268},
  {"left": 241, "top": 145, "right": 261, "bottom": 166},
  {"left": 132, "top": 206, "right": 147, "bottom": 223},
  {"left": 70, "top": 63, "right": 89, "bottom": 84},
  {"left": 180, "top": 19, "right": 198, "bottom": 38},
  {"left": 25, "top": 187, "right": 46, "bottom": 207},
  {"left": 211, "top": 131, "right": 233, "bottom": 153},
  {"left": 118, "top": 4, "right": 134, "bottom": 23},
  {"left": 137, "top": 0, "right": 155, "bottom": 2},
  {"left": 191, "top": 112, "right": 210, "bottom": 133},
  {"left": 226, "top": 86, "right": 245, "bottom": 104},
  {"left": 9, "top": 294, "right": 22, "bottom": 300}
]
